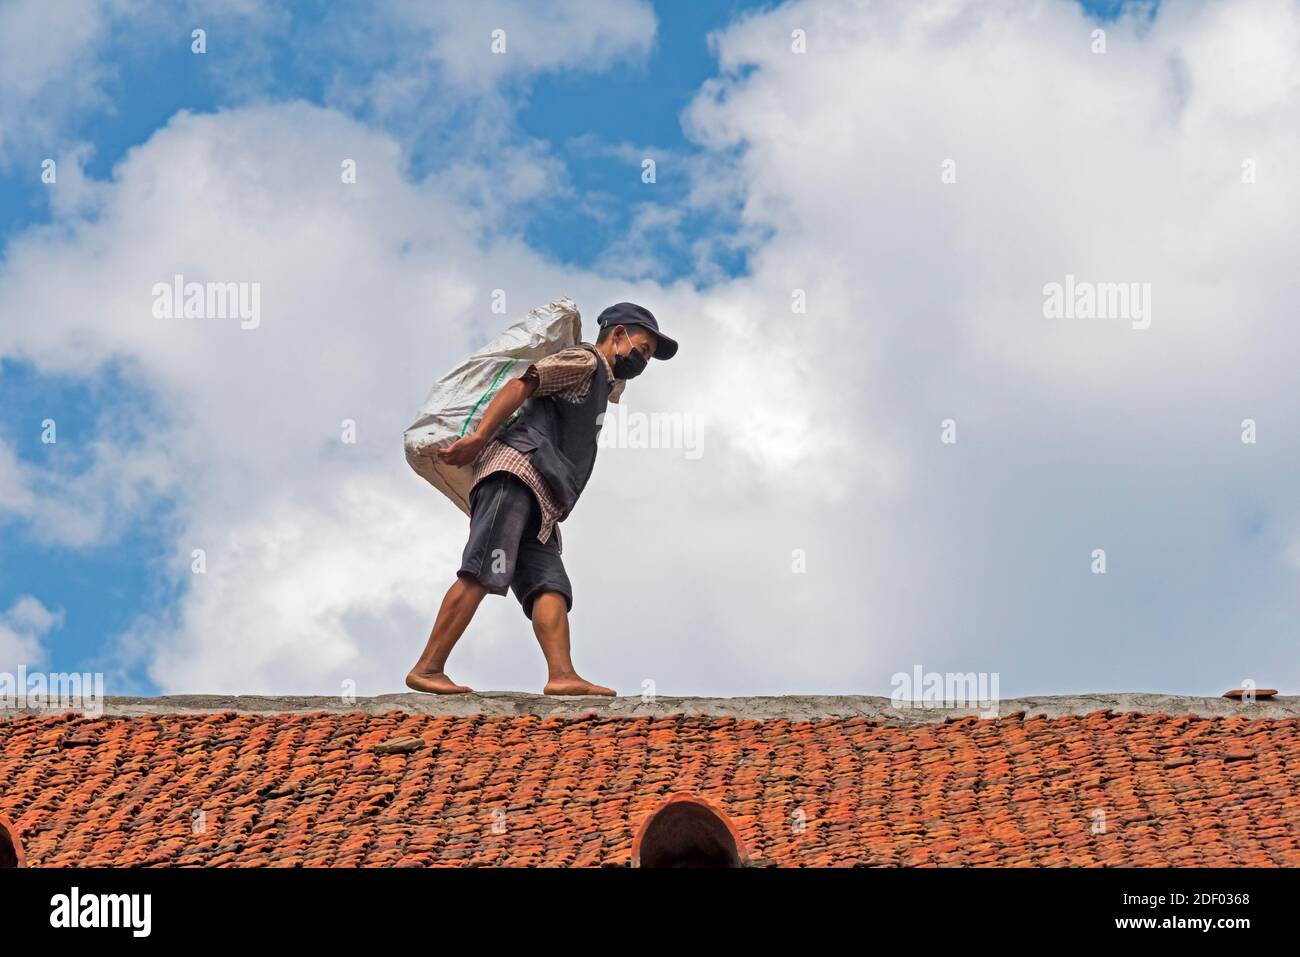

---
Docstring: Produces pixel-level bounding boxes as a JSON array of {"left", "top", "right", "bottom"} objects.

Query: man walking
[{"left": 406, "top": 302, "right": 678, "bottom": 695}]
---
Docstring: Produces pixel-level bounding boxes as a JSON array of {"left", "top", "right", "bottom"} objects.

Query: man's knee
[
  {"left": 454, "top": 572, "right": 490, "bottom": 596},
  {"left": 527, "top": 589, "right": 569, "bottom": 623}
]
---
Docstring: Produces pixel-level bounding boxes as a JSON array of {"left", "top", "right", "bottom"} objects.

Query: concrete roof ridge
[{"left": 3, "top": 691, "right": 1298, "bottom": 724}]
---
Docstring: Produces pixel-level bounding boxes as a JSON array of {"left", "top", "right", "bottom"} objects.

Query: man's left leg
[
  {"left": 529, "top": 591, "right": 615, "bottom": 696},
  {"left": 513, "top": 520, "right": 614, "bottom": 696},
  {"left": 408, "top": 472, "right": 532, "bottom": 695}
]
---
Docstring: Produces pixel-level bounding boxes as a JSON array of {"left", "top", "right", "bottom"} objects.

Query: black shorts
[{"left": 458, "top": 471, "right": 572, "bottom": 620}]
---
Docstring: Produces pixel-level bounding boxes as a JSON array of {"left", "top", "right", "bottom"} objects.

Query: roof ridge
[{"left": 4, "top": 691, "right": 1297, "bottom": 725}]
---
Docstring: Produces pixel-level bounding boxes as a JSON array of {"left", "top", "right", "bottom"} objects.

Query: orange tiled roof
[{"left": 2, "top": 709, "right": 1297, "bottom": 867}]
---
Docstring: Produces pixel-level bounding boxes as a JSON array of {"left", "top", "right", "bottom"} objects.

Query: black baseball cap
[{"left": 596, "top": 302, "right": 678, "bottom": 360}]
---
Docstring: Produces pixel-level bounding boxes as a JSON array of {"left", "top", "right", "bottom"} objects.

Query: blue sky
[
  {"left": 0, "top": 0, "right": 1131, "bottom": 257},
  {"left": 12, "top": 0, "right": 1293, "bottom": 706},
  {"left": 0, "top": 2, "right": 769, "bottom": 265},
  {"left": 0, "top": 359, "right": 182, "bottom": 682}
]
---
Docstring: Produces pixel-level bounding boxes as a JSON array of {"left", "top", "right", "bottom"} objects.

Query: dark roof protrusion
[
  {"left": 0, "top": 816, "right": 25, "bottom": 868},
  {"left": 632, "top": 793, "right": 749, "bottom": 868}
]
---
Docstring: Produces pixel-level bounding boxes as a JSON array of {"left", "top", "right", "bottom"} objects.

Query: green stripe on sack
[{"left": 459, "top": 359, "right": 518, "bottom": 437}]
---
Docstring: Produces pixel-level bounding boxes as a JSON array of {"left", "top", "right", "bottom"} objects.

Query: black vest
[{"left": 496, "top": 343, "right": 610, "bottom": 521}]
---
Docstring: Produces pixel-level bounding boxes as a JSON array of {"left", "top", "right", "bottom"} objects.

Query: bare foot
[
  {"left": 543, "top": 674, "right": 616, "bottom": 696},
  {"left": 406, "top": 670, "right": 473, "bottom": 694}
]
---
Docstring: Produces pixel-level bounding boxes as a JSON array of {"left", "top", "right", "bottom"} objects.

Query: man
[{"left": 406, "top": 302, "right": 678, "bottom": 696}]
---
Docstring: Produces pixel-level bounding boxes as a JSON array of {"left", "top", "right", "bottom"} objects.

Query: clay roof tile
[{"left": 2, "top": 710, "right": 1298, "bottom": 867}]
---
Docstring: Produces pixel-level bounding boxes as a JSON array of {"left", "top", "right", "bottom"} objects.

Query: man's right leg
[{"left": 406, "top": 575, "right": 488, "bottom": 694}]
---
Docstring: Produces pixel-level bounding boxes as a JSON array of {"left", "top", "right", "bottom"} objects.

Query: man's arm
[{"left": 436, "top": 372, "right": 538, "bottom": 466}]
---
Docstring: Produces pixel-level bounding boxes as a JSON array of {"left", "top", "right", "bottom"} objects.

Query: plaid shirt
[{"left": 472, "top": 345, "right": 620, "bottom": 546}]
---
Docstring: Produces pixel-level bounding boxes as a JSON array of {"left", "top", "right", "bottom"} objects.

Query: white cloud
[
  {"left": 0, "top": 433, "right": 175, "bottom": 549},
  {"left": 312, "top": 0, "right": 658, "bottom": 188},
  {"left": 0, "top": 0, "right": 110, "bottom": 164},
  {"left": 0, "top": 0, "right": 289, "bottom": 164},
  {"left": 3, "top": 0, "right": 1300, "bottom": 700},
  {"left": 366, "top": 0, "right": 657, "bottom": 95},
  {"left": 0, "top": 595, "right": 63, "bottom": 669},
  {"left": 672, "top": 0, "right": 1300, "bottom": 694}
]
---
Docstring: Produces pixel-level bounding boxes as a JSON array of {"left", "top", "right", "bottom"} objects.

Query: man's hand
[
  {"left": 436, "top": 433, "right": 486, "bottom": 467},
  {"left": 434, "top": 374, "right": 536, "bottom": 468}
]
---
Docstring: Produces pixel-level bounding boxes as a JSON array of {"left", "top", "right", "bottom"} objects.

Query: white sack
[{"left": 404, "top": 297, "right": 582, "bottom": 514}]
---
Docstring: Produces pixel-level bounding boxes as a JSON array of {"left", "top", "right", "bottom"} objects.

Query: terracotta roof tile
[{"left": 2, "top": 710, "right": 1298, "bottom": 867}]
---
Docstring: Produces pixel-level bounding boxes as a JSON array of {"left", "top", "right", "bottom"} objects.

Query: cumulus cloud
[
  {"left": 355, "top": 0, "right": 657, "bottom": 97},
  {"left": 0, "top": 0, "right": 111, "bottom": 163},
  {"left": 0, "top": 433, "right": 175, "bottom": 548},
  {"left": 311, "top": 0, "right": 658, "bottom": 202},
  {"left": 0, "top": 0, "right": 289, "bottom": 164},
  {"left": 674, "top": 0, "right": 1300, "bottom": 694},
  {"left": 3, "top": 0, "right": 1300, "bottom": 699},
  {"left": 0, "top": 595, "right": 62, "bottom": 669}
]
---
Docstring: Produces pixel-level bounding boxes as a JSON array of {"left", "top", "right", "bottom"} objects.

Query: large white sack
[{"left": 404, "top": 297, "right": 582, "bottom": 514}]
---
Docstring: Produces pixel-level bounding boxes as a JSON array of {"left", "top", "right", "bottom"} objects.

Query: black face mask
[{"left": 612, "top": 328, "right": 648, "bottom": 380}]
